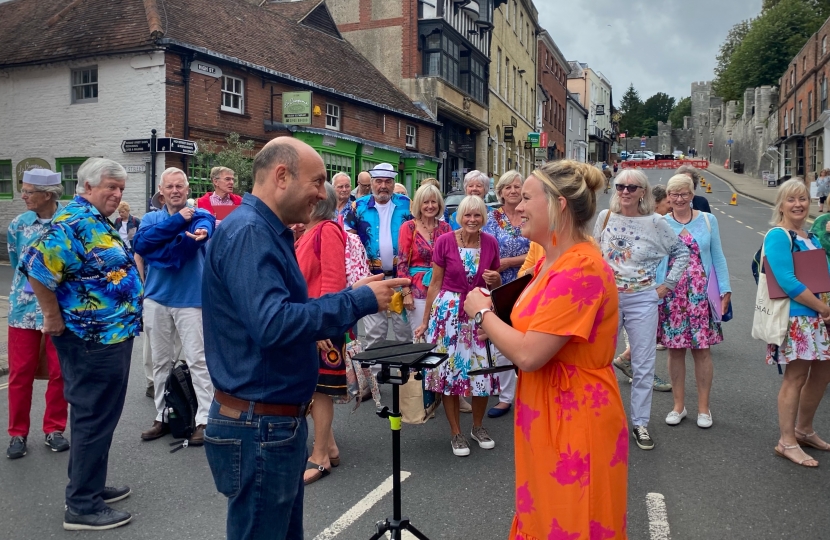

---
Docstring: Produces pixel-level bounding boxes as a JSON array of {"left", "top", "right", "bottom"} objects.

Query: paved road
[{"left": 0, "top": 172, "right": 828, "bottom": 539}]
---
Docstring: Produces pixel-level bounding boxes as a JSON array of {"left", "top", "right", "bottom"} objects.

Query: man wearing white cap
[
  {"left": 6, "top": 169, "right": 68, "bottom": 460},
  {"left": 344, "top": 163, "right": 413, "bottom": 346}
]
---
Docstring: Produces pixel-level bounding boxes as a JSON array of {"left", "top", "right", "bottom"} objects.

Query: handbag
[
  {"left": 702, "top": 214, "right": 731, "bottom": 323},
  {"left": 751, "top": 238, "right": 791, "bottom": 346},
  {"left": 399, "top": 337, "right": 441, "bottom": 424}
]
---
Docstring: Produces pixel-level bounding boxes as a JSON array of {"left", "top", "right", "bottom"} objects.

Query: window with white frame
[
  {"left": 71, "top": 66, "right": 98, "bottom": 104},
  {"left": 221, "top": 76, "right": 244, "bottom": 113},
  {"left": 405, "top": 125, "right": 416, "bottom": 148},
  {"left": 326, "top": 103, "right": 341, "bottom": 131}
]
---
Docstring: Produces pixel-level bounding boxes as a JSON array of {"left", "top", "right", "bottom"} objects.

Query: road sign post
[
  {"left": 150, "top": 129, "right": 157, "bottom": 211},
  {"left": 121, "top": 139, "right": 152, "bottom": 153},
  {"left": 155, "top": 137, "right": 197, "bottom": 155}
]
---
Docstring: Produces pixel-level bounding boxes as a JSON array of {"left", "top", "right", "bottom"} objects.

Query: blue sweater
[
  {"left": 664, "top": 212, "right": 731, "bottom": 294},
  {"left": 764, "top": 227, "right": 829, "bottom": 316},
  {"left": 134, "top": 208, "right": 215, "bottom": 308}
]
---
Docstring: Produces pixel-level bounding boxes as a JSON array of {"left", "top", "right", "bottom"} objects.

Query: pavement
[{"left": 1, "top": 179, "right": 829, "bottom": 539}]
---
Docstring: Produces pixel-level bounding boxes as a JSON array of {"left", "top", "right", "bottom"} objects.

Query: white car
[{"left": 628, "top": 152, "right": 656, "bottom": 161}]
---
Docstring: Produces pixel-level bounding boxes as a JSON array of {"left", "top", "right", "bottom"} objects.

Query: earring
[
  {"left": 551, "top": 232, "right": 558, "bottom": 246},
  {"left": 639, "top": 197, "right": 643, "bottom": 203}
]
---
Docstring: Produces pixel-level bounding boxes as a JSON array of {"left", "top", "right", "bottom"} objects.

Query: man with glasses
[
  {"left": 350, "top": 170, "right": 372, "bottom": 200},
  {"left": 345, "top": 163, "right": 413, "bottom": 346},
  {"left": 332, "top": 172, "right": 352, "bottom": 223},
  {"left": 196, "top": 166, "right": 242, "bottom": 224}
]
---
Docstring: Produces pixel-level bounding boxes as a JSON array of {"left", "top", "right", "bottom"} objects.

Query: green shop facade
[{"left": 285, "top": 126, "right": 438, "bottom": 196}]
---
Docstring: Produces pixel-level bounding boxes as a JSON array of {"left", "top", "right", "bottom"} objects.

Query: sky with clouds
[{"left": 536, "top": 0, "right": 762, "bottom": 104}]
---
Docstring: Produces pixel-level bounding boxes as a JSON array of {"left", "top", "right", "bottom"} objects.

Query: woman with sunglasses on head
[
  {"left": 594, "top": 169, "right": 689, "bottom": 451},
  {"left": 660, "top": 174, "right": 731, "bottom": 430}
]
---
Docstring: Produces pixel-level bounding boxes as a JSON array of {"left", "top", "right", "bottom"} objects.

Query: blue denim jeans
[
  {"left": 204, "top": 399, "right": 308, "bottom": 540},
  {"left": 50, "top": 331, "right": 133, "bottom": 514}
]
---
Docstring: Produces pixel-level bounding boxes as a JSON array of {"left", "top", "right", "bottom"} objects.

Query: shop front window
[{"left": 322, "top": 152, "right": 353, "bottom": 181}]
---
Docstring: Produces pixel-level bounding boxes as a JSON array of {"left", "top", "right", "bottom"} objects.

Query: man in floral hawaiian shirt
[{"left": 22, "top": 158, "right": 143, "bottom": 532}]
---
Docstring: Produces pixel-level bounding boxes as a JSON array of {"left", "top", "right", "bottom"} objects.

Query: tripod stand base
[{"left": 369, "top": 517, "right": 430, "bottom": 540}]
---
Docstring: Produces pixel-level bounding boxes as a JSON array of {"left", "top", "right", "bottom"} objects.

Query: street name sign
[
  {"left": 192, "top": 61, "right": 222, "bottom": 79},
  {"left": 156, "top": 137, "right": 197, "bottom": 155},
  {"left": 121, "top": 139, "right": 152, "bottom": 153}
]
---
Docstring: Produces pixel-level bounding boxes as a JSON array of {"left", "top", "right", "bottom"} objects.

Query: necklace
[
  {"left": 674, "top": 210, "right": 694, "bottom": 225},
  {"left": 418, "top": 217, "right": 437, "bottom": 243},
  {"left": 458, "top": 230, "right": 480, "bottom": 249}
]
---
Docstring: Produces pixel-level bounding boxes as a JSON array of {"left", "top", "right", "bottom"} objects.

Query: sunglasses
[{"left": 615, "top": 184, "right": 642, "bottom": 193}]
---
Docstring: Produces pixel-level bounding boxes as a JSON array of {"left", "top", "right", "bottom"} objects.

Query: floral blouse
[
  {"left": 396, "top": 219, "right": 453, "bottom": 299},
  {"left": 482, "top": 207, "right": 530, "bottom": 284}
]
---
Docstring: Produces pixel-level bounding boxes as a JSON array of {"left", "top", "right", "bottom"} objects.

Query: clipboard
[
  {"left": 764, "top": 249, "right": 830, "bottom": 299},
  {"left": 214, "top": 205, "right": 239, "bottom": 221},
  {"left": 468, "top": 273, "right": 532, "bottom": 377}
]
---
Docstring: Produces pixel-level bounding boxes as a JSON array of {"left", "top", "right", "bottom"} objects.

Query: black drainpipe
[{"left": 182, "top": 54, "right": 193, "bottom": 173}]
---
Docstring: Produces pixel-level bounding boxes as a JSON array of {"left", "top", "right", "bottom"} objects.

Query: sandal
[
  {"left": 795, "top": 429, "right": 830, "bottom": 451},
  {"left": 330, "top": 454, "right": 341, "bottom": 467},
  {"left": 303, "top": 461, "right": 331, "bottom": 485},
  {"left": 774, "top": 442, "right": 819, "bottom": 468}
]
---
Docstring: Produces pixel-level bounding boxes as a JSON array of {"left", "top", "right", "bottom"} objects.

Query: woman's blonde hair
[
  {"left": 771, "top": 178, "right": 809, "bottom": 225},
  {"left": 609, "top": 169, "right": 654, "bottom": 215},
  {"left": 532, "top": 160, "right": 604, "bottom": 239},
  {"left": 420, "top": 177, "right": 440, "bottom": 189},
  {"left": 117, "top": 201, "right": 130, "bottom": 213},
  {"left": 455, "top": 195, "right": 488, "bottom": 227},
  {"left": 495, "top": 170, "right": 523, "bottom": 203},
  {"left": 665, "top": 174, "right": 694, "bottom": 196},
  {"left": 411, "top": 184, "right": 445, "bottom": 220}
]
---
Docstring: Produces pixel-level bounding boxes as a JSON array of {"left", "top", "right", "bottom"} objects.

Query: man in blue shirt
[
  {"left": 202, "top": 137, "right": 408, "bottom": 540},
  {"left": 133, "top": 167, "right": 216, "bottom": 446}
]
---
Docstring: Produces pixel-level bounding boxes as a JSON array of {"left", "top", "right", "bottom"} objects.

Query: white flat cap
[{"left": 23, "top": 168, "right": 61, "bottom": 186}]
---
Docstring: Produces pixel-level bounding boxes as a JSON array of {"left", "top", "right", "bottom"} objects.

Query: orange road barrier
[
  {"left": 706, "top": 184, "right": 712, "bottom": 193},
  {"left": 619, "top": 159, "right": 710, "bottom": 170},
  {"left": 730, "top": 193, "right": 737, "bottom": 205},
  {"left": 724, "top": 159, "right": 730, "bottom": 169}
]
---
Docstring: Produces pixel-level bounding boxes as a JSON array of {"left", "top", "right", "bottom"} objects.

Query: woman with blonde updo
[{"left": 464, "top": 160, "right": 627, "bottom": 539}]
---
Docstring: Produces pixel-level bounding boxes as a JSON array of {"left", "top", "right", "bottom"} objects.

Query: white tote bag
[{"left": 751, "top": 239, "right": 791, "bottom": 346}]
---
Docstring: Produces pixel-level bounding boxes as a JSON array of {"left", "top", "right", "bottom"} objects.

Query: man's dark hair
[{"left": 252, "top": 141, "right": 299, "bottom": 185}]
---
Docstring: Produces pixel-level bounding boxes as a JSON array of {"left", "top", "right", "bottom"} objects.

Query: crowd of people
[{"left": 10, "top": 135, "right": 830, "bottom": 539}]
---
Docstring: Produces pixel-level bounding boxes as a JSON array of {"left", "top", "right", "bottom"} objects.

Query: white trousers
[
  {"left": 142, "top": 328, "right": 182, "bottom": 386},
  {"left": 144, "top": 299, "right": 213, "bottom": 426},
  {"left": 407, "top": 298, "right": 428, "bottom": 338},
  {"left": 618, "top": 289, "right": 660, "bottom": 428},
  {"left": 364, "top": 310, "right": 412, "bottom": 348},
  {"left": 494, "top": 350, "right": 516, "bottom": 404}
]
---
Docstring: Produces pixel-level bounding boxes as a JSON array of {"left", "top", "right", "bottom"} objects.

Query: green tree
[
  {"left": 763, "top": 0, "right": 830, "bottom": 18},
  {"left": 668, "top": 96, "right": 692, "bottom": 128},
  {"left": 643, "top": 92, "right": 676, "bottom": 123},
  {"left": 618, "top": 83, "right": 645, "bottom": 136},
  {"left": 712, "top": 19, "right": 752, "bottom": 97},
  {"left": 192, "top": 132, "right": 256, "bottom": 195},
  {"left": 715, "top": 0, "right": 824, "bottom": 101}
]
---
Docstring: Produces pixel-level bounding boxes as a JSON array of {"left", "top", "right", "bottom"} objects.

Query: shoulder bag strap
[{"left": 601, "top": 210, "right": 611, "bottom": 233}]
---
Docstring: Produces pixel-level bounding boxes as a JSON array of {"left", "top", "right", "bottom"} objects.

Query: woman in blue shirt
[
  {"left": 764, "top": 179, "right": 830, "bottom": 468},
  {"left": 659, "top": 175, "right": 731, "bottom": 430}
]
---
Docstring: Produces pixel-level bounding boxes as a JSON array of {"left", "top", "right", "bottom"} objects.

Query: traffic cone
[
  {"left": 701, "top": 179, "right": 707, "bottom": 187},
  {"left": 730, "top": 193, "right": 737, "bottom": 205},
  {"left": 706, "top": 184, "right": 712, "bottom": 194}
]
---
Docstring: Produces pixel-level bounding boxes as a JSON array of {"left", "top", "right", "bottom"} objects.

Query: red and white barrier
[{"left": 619, "top": 160, "right": 709, "bottom": 170}]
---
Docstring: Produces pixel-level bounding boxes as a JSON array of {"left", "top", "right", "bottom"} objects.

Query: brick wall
[
  {"left": 537, "top": 39, "right": 568, "bottom": 160},
  {"left": 164, "top": 52, "right": 436, "bottom": 169},
  {"left": 0, "top": 53, "right": 166, "bottom": 259}
]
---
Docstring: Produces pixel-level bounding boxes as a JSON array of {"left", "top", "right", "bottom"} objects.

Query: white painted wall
[{"left": 0, "top": 52, "right": 166, "bottom": 257}]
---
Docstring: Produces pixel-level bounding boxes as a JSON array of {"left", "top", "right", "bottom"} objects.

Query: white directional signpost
[
  {"left": 155, "top": 137, "right": 197, "bottom": 155},
  {"left": 121, "top": 130, "right": 198, "bottom": 210},
  {"left": 121, "top": 139, "right": 152, "bottom": 153}
]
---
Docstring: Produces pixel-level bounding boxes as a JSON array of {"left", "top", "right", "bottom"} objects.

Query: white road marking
[
  {"left": 727, "top": 215, "right": 734, "bottom": 218},
  {"left": 313, "top": 472, "right": 412, "bottom": 540},
  {"left": 646, "top": 492, "right": 671, "bottom": 540},
  {"left": 735, "top": 220, "right": 743, "bottom": 224},
  {"left": 0, "top": 295, "right": 8, "bottom": 300},
  {"left": 746, "top": 225, "right": 753, "bottom": 229},
  {"left": 758, "top": 232, "right": 765, "bottom": 236},
  {"left": 0, "top": 383, "right": 8, "bottom": 390}
]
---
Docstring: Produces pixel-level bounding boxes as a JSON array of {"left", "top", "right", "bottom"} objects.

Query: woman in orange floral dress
[{"left": 464, "top": 160, "right": 627, "bottom": 539}]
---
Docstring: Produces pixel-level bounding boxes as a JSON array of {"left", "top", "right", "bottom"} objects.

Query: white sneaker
[
  {"left": 470, "top": 426, "right": 495, "bottom": 449},
  {"left": 451, "top": 434, "right": 470, "bottom": 456},
  {"left": 697, "top": 411, "right": 713, "bottom": 429},
  {"left": 665, "top": 408, "right": 687, "bottom": 426}
]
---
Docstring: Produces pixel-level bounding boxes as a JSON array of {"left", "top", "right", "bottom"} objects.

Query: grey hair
[
  {"left": 455, "top": 195, "right": 488, "bottom": 226},
  {"left": 75, "top": 158, "right": 127, "bottom": 194},
  {"left": 463, "top": 169, "right": 489, "bottom": 192},
  {"left": 495, "top": 169, "right": 523, "bottom": 203},
  {"left": 331, "top": 172, "right": 351, "bottom": 185},
  {"left": 665, "top": 174, "right": 694, "bottom": 196},
  {"left": 160, "top": 167, "right": 188, "bottom": 187},
  {"left": 31, "top": 183, "right": 64, "bottom": 201},
  {"left": 311, "top": 181, "right": 337, "bottom": 222},
  {"left": 253, "top": 141, "right": 299, "bottom": 184},
  {"left": 675, "top": 164, "right": 701, "bottom": 189},
  {"left": 609, "top": 169, "right": 654, "bottom": 215},
  {"left": 771, "top": 178, "right": 809, "bottom": 225}
]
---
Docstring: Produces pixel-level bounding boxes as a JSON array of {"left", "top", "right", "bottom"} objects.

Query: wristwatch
[{"left": 474, "top": 308, "right": 493, "bottom": 325}]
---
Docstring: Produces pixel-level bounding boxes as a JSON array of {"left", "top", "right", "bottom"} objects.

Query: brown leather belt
[{"left": 214, "top": 389, "right": 312, "bottom": 419}]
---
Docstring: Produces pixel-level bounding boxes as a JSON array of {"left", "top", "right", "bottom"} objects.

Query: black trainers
[
  {"left": 63, "top": 507, "right": 132, "bottom": 531},
  {"left": 632, "top": 425, "right": 655, "bottom": 451},
  {"left": 6, "top": 436, "right": 27, "bottom": 459},
  {"left": 45, "top": 432, "right": 70, "bottom": 452},
  {"left": 145, "top": 383, "right": 154, "bottom": 398},
  {"left": 102, "top": 486, "right": 131, "bottom": 504}
]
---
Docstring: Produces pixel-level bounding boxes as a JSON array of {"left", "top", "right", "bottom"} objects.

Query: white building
[
  {"left": 566, "top": 92, "right": 589, "bottom": 162},
  {"left": 567, "top": 61, "right": 613, "bottom": 162}
]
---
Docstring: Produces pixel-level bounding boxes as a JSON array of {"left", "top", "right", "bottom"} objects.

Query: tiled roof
[
  {"left": 0, "top": 0, "right": 435, "bottom": 123},
  {"left": 0, "top": 0, "right": 157, "bottom": 66}
]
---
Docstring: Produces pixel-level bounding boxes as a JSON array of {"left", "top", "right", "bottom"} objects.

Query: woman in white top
[{"left": 593, "top": 169, "right": 689, "bottom": 451}]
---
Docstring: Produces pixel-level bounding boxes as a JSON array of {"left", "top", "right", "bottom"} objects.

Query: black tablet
[{"left": 490, "top": 273, "right": 532, "bottom": 326}]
